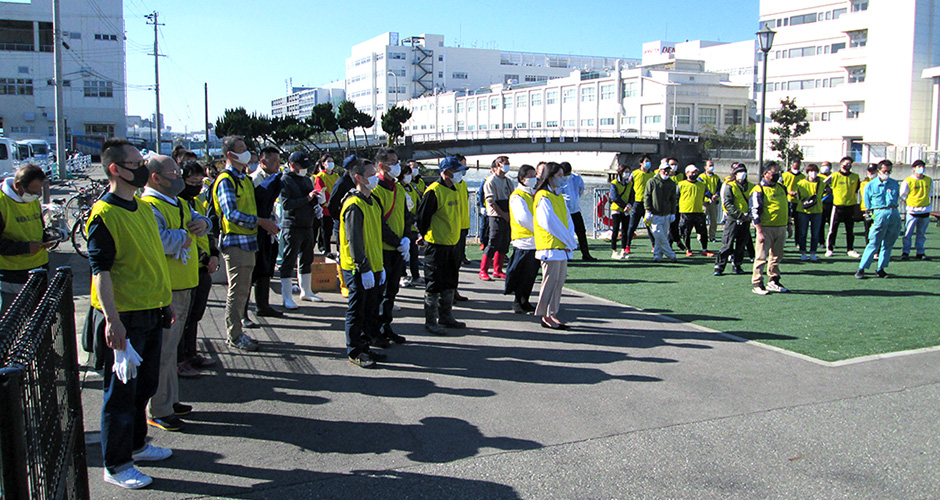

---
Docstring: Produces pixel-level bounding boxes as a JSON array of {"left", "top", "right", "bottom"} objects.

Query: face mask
[
  {"left": 915, "top": 167, "right": 926, "bottom": 175},
  {"left": 807, "top": 172, "right": 818, "bottom": 181},
  {"left": 878, "top": 172, "right": 890, "bottom": 181},
  {"left": 452, "top": 171, "right": 464, "bottom": 184},
  {"left": 706, "top": 165, "right": 715, "bottom": 173},
  {"left": 230, "top": 150, "right": 251, "bottom": 165},
  {"left": 388, "top": 162, "right": 402, "bottom": 178},
  {"left": 769, "top": 173, "right": 780, "bottom": 184},
  {"left": 121, "top": 164, "right": 150, "bottom": 188},
  {"left": 688, "top": 173, "right": 698, "bottom": 181},
  {"left": 365, "top": 174, "right": 379, "bottom": 191},
  {"left": 163, "top": 176, "right": 186, "bottom": 198},
  {"left": 180, "top": 183, "right": 202, "bottom": 200},
  {"left": 791, "top": 168, "right": 800, "bottom": 174},
  {"left": 20, "top": 192, "right": 39, "bottom": 203},
  {"left": 735, "top": 172, "right": 748, "bottom": 182},
  {"left": 403, "top": 174, "right": 412, "bottom": 185},
  {"left": 659, "top": 172, "right": 670, "bottom": 180},
  {"left": 621, "top": 173, "right": 630, "bottom": 182},
  {"left": 524, "top": 177, "right": 538, "bottom": 189},
  {"left": 842, "top": 163, "right": 852, "bottom": 172},
  {"left": 561, "top": 175, "right": 570, "bottom": 185},
  {"left": 551, "top": 176, "right": 564, "bottom": 187},
  {"left": 643, "top": 161, "right": 651, "bottom": 170},
  {"left": 325, "top": 161, "right": 335, "bottom": 172},
  {"left": 248, "top": 162, "right": 260, "bottom": 172},
  {"left": 821, "top": 166, "right": 831, "bottom": 174}
]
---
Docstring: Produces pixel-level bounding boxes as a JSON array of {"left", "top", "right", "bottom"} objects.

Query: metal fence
[{"left": 0, "top": 267, "right": 88, "bottom": 500}]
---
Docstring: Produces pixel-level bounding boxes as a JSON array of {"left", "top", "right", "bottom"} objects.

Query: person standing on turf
[
  {"left": 825, "top": 157, "right": 861, "bottom": 259},
  {"left": 608, "top": 163, "right": 633, "bottom": 260},
  {"left": 856, "top": 160, "right": 901, "bottom": 279},
  {"left": 794, "top": 164, "right": 825, "bottom": 262},
  {"left": 677, "top": 164, "right": 714, "bottom": 257},
  {"left": 559, "top": 161, "right": 596, "bottom": 261},
  {"left": 900, "top": 159, "right": 933, "bottom": 261},
  {"left": 780, "top": 159, "right": 805, "bottom": 240},
  {"left": 644, "top": 161, "right": 678, "bottom": 263},
  {"left": 505, "top": 165, "right": 540, "bottom": 314},
  {"left": 701, "top": 160, "right": 722, "bottom": 243},
  {"left": 714, "top": 163, "right": 754, "bottom": 276},
  {"left": 750, "top": 162, "right": 790, "bottom": 295},
  {"left": 625, "top": 156, "right": 656, "bottom": 257}
]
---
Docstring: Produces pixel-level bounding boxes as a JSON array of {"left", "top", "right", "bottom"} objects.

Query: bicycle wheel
[
  {"left": 63, "top": 195, "right": 85, "bottom": 229},
  {"left": 71, "top": 216, "right": 89, "bottom": 258}
]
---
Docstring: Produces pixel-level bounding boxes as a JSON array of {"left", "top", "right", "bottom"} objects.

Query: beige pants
[
  {"left": 705, "top": 201, "right": 720, "bottom": 241},
  {"left": 536, "top": 259, "right": 567, "bottom": 318},
  {"left": 222, "top": 246, "right": 256, "bottom": 343},
  {"left": 752, "top": 225, "right": 786, "bottom": 286},
  {"left": 148, "top": 287, "right": 192, "bottom": 419}
]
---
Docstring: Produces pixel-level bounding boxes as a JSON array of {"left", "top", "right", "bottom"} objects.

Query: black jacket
[{"left": 280, "top": 171, "right": 317, "bottom": 228}]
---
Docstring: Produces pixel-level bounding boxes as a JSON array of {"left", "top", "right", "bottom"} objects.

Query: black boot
[
  {"left": 439, "top": 289, "right": 466, "bottom": 329},
  {"left": 424, "top": 291, "right": 445, "bottom": 335}
]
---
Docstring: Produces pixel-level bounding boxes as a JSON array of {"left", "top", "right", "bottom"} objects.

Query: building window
[
  {"left": 468, "top": 125, "right": 475, "bottom": 131},
  {"left": 580, "top": 87, "right": 596, "bottom": 102},
  {"left": 644, "top": 115, "right": 662, "bottom": 124},
  {"left": 516, "top": 94, "right": 527, "bottom": 108},
  {"left": 457, "top": 121, "right": 465, "bottom": 131},
  {"left": 390, "top": 52, "right": 407, "bottom": 60},
  {"left": 546, "top": 121, "right": 559, "bottom": 128},
  {"left": 524, "top": 75, "right": 548, "bottom": 83},
  {"left": 452, "top": 72, "right": 468, "bottom": 79},
  {"left": 580, "top": 119, "right": 595, "bottom": 127},
  {"left": 723, "top": 108, "right": 743, "bottom": 126},
  {"left": 478, "top": 98, "right": 486, "bottom": 110},
  {"left": 562, "top": 88, "right": 576, "bottom": 104},
  {"left": 388, "top": 69, "right": 406, "bottom": 77},
  {"left": 490, "top": 97, "right": 498, "bottom": 110},
  {"left": 847, "top": 66, "right": 866, "bottom": 84},
  {"left": 438, "top": 71, "right": 443, "bottom": 78},
  {"left": 456, "top": 102, "right": 465, "bottom": 113},
  {"left": 504, "top": 123, "right": 513, "bottom": 129},
  {"left": 848, "top": 30, "right": 867, "bottom": 48},
  {"left": 530, "top": 92, "right": 542, "bottom": 107},
  {"left": 530, "top": 121, "right": 542, "bottom": 128},
  {"left": 468, "top": 100, "right": 475, "bottom": 112},
  {"left": 832, "top": 8, "right": 847, "bottom": 19},
  {"left": 85, "top": 123, "right": 115, "bottom": 136},
  {"left": 0, "top": 78, "right": 34, "bottom": 95},
  {"left": 851, "top": 0, "right": 868, "bottom": 12},
  {"left": 846, "top": 101, "right": 864, "bottom": 119},
  {"left": 563, "top": 120, "right": 575, "bottom": 128},
  {"left": 600, "top": 84, "right": 615, "bottom": 100},
  {"left": 789, "top": 13, "right": 817, "bottom": 26},
  {"left": 831, "top": 42, "right": 846, "bottom": 54},
  {"left": 516, "top": 122, "right": 527, "bottom": 129},
  {"left": 503, "top": 96, "right": 512, "bottom": 109},
  {"left": 94, "top": 33, "right": 119, "bottom": 41},
  {"left": 787, "top": 79, "right": 815, "bottom": 91},
  {"left": 622, "top": 81, "right": 637, "bottom": 98},
  {"left": 546, "top": 90, "right": 558, "bottom": 105},
  {"left": 600, "top": 117, "right": 615, "bottom": 126},
  {"left": 505, "top": 74, "right": 519, "bottom": 83},
  {"left": 675, "top": 106, "right": 691, "bottom": 125},
  {"left": 438, "top": 55, "right": 443, "bottom": 62},
  {"left": 788, "top": 47, "right": 816, "bottom": 58},
  {"left": 698, "top": 107, "right": 718, "bottom": 125}
]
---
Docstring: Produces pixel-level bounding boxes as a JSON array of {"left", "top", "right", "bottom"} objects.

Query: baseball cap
[{"left": 439, "top": 156, "right": 467, "bottom": 172}]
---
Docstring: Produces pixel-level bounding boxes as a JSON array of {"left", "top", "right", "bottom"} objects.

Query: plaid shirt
[{"left": 216, "top": 166, "right": 259, "bottom": 252}]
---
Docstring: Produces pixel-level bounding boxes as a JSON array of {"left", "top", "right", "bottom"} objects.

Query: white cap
[{"left": 685, "top": 164, "right": 698, "bottom": 174}]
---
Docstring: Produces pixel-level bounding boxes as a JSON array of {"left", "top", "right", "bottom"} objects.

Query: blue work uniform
[{"left": 858, "top": 177, "right": 901, "bottom": 272}]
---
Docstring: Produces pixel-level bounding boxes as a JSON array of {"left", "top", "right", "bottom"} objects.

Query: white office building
[
  {"left": 271, "top": 83, "right": 345, "bottom": 120},
  {"left": 399, "top": 61, "right": 751, "bottom": 140},
  {"left": 345, "top": 32, "right": 635, "bottom": 121},
  {"left": 0, "top": 0, "right": 127, "bottom": 143},
  {"left": 758, "top": 0, "right": 940, "bottom": 163}
]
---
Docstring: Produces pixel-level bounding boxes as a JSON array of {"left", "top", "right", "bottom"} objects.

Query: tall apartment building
[
  {"left": 271, "top": 84, "right": 345, "bottom": 120},
  {"left": 400, "top": 61, "right": 751, "bottom": 140},
  {"left": 345, "top": 32, "right": 635, "bottom": 121},
  {"left": 759, "top": 0, "right": 940, "bottom": 162},
  {"left": 0, "top": 0, "right": 127, "bottom": 142}
]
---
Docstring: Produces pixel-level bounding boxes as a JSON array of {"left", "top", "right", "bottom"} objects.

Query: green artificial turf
[{"left": 470, "top": 224, "right": 940, "bottom": 362}]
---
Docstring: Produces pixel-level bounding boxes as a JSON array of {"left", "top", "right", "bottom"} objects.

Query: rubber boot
[
  {"left": 280, "top": 277, "right": 298, "bottom": 310},
  {"left": 424, "top": 291, "right": 445, "bottom": 335},
  {"left": 478, "top": 254, "right": 492, "bottom": 281},
  {"left": 492, "top": 251, "right": 506, "bottom": 279},
  {"left": 298, "top": 273, "right": 323, "bottom": 302},
  {"left": 439, "top": 289, "right": 466, "bottom": 329}
]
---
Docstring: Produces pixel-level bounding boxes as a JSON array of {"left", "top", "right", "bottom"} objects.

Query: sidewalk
[{"left": 76, "top": 258, "right": 940, "bottom": 499}]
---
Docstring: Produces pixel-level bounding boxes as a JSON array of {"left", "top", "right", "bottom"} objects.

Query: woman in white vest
[{"left": 533, "top": 162, "right": 578, "bottom": 330}]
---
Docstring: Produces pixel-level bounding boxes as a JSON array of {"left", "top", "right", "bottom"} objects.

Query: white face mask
[
  {"left": 914, "top": 167, "right": 926, "bottom": 175},
  {"left": 807, "top": 172, "right": 818, "bottom": 181},
  {"left": 659, "top": 172, "right": 670, "bottom": 180},
  {"left": 452, "top": 171, "right": 464, "bottom": 184},
  {"left": 231, "top": 150, "right": 251, "bottom": 165},
  {"left": 878, "top": 172, "right": 890, "bottom": 181},
  {"left": 20, "top": 192, "right": 39, "bottom": 203},
  {"left": 561, "top": 175, "right": 570, "bottom": 185},
  {"left": 365, "top": 174, "right": 379, "bottom": 191},
  {"left": 501, "top": 164, "right": 511, "bottom": 174},
  {"left": 706, "top": 165, "right": 715, "bottom": 173},
  {"left": 735, "top": 172, "right": 748, "bottom": 181},
  {"left": 820, "top": 166, "right": 831, "bottom": 174},
  {"left": 388, "top": 162, "right": 401, "bottom": 178},
  {"left": 403, "top": 174, "right": 412, "bottom": 185},
  {"left": 325, "top": 161, "right": 335, "bottom": 172},
  {"left": 524, "top": 177, "right": 538, "bottom": 189}
]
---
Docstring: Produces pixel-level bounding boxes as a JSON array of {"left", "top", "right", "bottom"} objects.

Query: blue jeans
[
  {"left": 796, "top": 212, "right": 823, "bottom": 254},
  {"left": 341, "top": 269, "right": 383, "bottom": 356},
  {"left": 902, "top": 215, "right": 930, "bottom": 256},
  {"left": 859, "top": 209, "right": 901, "bottom": 272}
]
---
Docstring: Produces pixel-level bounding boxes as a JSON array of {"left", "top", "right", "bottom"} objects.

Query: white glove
[
  {"left": 405, "top": 194, "right": 415, "bottom": 211},
  {"left": 360, "top": 270, "right": 375, "bottom": 289},
  {"left": 314, "top": 204, "right": 323, "bottom": 219},
  {"left": 377, "top": 269, "right": 386, "bottom": 286},
  {"left": 317, "top": 191, "right": 326, "bottom": 204},
  {"left": 397, "top": 236, "right": 410, "bottom": 260},
  {"left": 112, "top": 341, "right": 143, "bottom": 384},
  {"left": 179, "top": 247, "right": 191, "bottom": 266},
  {"left": 670, "top": 214, "right": 676, "bottom": 223}
]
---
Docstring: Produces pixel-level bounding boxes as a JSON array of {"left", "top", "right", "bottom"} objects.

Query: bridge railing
[{"left": 409, "top": 128, "right": 700, "bottom": 144}]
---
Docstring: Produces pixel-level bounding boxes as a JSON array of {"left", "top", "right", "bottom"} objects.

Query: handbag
[{"left": 801, "top": 195, "right": 817, "bottom": 210}]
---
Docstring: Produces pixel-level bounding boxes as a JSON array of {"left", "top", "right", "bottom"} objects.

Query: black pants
[
  {"left": 179, "top": 266, "right": 211, "bottom": 363},
  {"left": 827, "top": 205, "right": 856, "bottom": 252},
  {"left": 571, "top": 211, "right": 592, "bottom": 258},
  {"left": 504, "top": 247, "right": 539, "bottom": 305},
  {"left": 670, "top": 206, "right": 683, "bottom": 249},
  {"left": 679, "top": 213, "right": 708, "bottom": 251},
  {"left": 626, "top": 202, "right": 651, "bottom": 248},
  {"left": 610, "top": 212, "right": 630, "bottom": 250},
  {"left": 715, "top": 219, "right": 751, "bottom": 271},
  {"left": 342, "top": 269, "right": 383, "bottom": 357},
  {"left": 407, "top": 229, "right": 421, "bottom": 280},
  {"left": 251, "top": 235, "right": 278, "bottom": 310},
  {"left": 483, "top": 216, "right": 510, "bottom": 258},
  {"left": 379, "top": 249, "right": 405, "bottom": 329},
  {"left": 280, "top": 225, "right": 315, "bottom": 278},
  {"left": 457, "top": 228, "right": 469, "bottom": 263},
  {"left": 425, "top": 243, "right": 459, "bottom": 294},
  {"left": 318, "top": 215, "right": 333, "bottom": 254}
]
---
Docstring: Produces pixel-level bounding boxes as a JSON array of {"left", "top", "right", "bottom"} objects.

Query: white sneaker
[
  {"left": 800, "top": 254, "right": 809, "bottom": 261},
  {"left": 847, "top": 250, "right": 861, "bottom": 258},
  {"left": 104, "top": 467, "right": 152, "bottom": 489},
  {"left": 132, "top": 443, "right": 173, "bottom": 462},
  {"left": 824, "top": 250, "right": 834, "bottom": 257},
  {"left": 752, "top": 286, "right": 769, "bottom": 295},
  {"left": 766, "top": 281, "right": 790, "bottom": 293},
  {"left": 611, "top": 250, "right": 622, "bottom": 260}
]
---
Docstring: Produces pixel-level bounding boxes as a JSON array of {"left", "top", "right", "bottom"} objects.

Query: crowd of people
[{"left": 0, "top": 135, "right": 933, "bottom": 490}]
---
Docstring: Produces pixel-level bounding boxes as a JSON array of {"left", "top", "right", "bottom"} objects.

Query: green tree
[
  {"left": 381, "top": 105, "right": 412, "bottom": 147},
  {"left": 336, "top": 100, "right": 360, "bottom": 152},
  {"left": 214, "top": 107, "right": 282, "bottom": 152},
  {"left": 312, "top": 103, "right": 342, "bottom": 154},
  {"left": 357, "top": 111, "right": 375, "bottom": 150},
  {"left": 769, "top": 97, "right": 810, "bottom": 165}
]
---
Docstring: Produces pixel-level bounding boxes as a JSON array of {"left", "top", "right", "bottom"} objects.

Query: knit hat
[{"left": 732, "top": 164, "right": 747, "bottom": 176}]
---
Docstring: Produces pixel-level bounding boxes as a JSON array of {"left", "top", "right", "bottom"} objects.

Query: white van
[
  {"left": 0, "top": 137, "right": 16, "bottom": 178},
  {"left": 17, "top": 139, "right": 51, "bottom": 161}
]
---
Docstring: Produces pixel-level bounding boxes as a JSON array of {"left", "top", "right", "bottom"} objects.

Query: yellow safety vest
[
  {"left": 534, "top": 189, "right": 569, "bottom": 250},
  {"left": 0, "top": 190, "right": 48, "bottom": 272},
  {"left": 830, "top": 171, "right": 860, "bottom": 206},
  {"left": 781, "top": 171, "right": 806, "bottom": 202},
  {"left": 456, "top": 180, "right": 470, "bottom": 230},
  {"left": 722, "top": 179, "right": 755, "bottom": 214},
  {"left": 701, "top": 173, "right": 720, "bottom": 200},
  {"left": 188, "top": 197, "right": 210, "bottom": 263},
  {"left": 859, "top": 179, "right": 871, "bottom": 210},
  {"left": 372, "top": 180, "right": 406, "bottom": 251},
  {"left": 631, "top": 169, "right": 656, "bottom": 201},
  {"left": 315, "top": 170, "right": 339, "bottom": 194},
  {"left": 609, "top": 179, "right": 630, "bottom": 212},
  {"left": 904, "top": 176, "right": 932, "bottom": 207},
  {"left": 758, "top": 184, "right": 788, "bottom": 227},
  {"left": 509, "top": 187, "right": 535, "bottom": 241},
  {"left": 89, "top": 197, "right": 172, "bottom": 312},
  {"left": 212, "top": 170, "right": 257, "bottom": 236},
  {"left": 339, "top": 193, "right": 384, "bottom": 273},
  {"left": 796, "top": 178, "right": 824, "bottom": 214},
  {"left": 423, "top": 181, "right": 461, "bottom": 245},
  {"left": 678, "top": 179, "right": 706, "bottom": 213},
  {"left": 142, "top": 195, "right": 199, "bottom": 290}
]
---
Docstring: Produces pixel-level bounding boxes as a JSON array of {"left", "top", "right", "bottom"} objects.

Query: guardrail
[{"left": 409, "top": 129, "right": 700, "bottom": 144}]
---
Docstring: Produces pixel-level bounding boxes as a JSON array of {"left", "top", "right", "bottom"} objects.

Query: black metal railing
[{"left": 0, "top": 267, "right": 89, "bottom": 500}]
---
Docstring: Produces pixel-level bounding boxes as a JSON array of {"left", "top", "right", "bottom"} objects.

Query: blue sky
[{"left": 122, "top": 0, "right": 759, "bottom": 133}]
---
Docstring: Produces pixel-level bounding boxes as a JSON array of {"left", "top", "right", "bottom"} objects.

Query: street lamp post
[
  {"left": 387, "top": 71, "right": 399, "bottom": 106},
  {"left": 757, "top": 23, "right": 776, "bottom": 169}
]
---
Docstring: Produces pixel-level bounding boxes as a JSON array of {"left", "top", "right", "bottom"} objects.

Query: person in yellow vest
[
  {"left": 372, "top": 147, "right": 410, "bottom": 346},
  {"left": 0, "top": 164, "right": 53, "bottom": 314},
  {"left": 780, "top": 159, "right": 805, "bottom": 239},
  {"left": 794, "top": 164, "right": 826, "bottom": 261},
  {"left": 701, "top": 160, "right": 722, "bottom": 243},
  {"left": 212, "top": 136, "right": 280, "bottom": 352},
  {"left": 677, "top": 164, "right": 714, "bottom": 257},
  {"left": 608, "top": 163, "right": 633, "bottom": 260},
  {"left": 454, "top": 154, "right": 471, "bottom": 301},
  {"left": 533, "top": 162, "right": 577, "bottom": 329},
  {"left": 140, "top": 155, "right": 211, "bottom": 432},
  {"left": 900, "top": 159, "right": 933, "bottom": 260},
  {"left": 313, "top": 153, "right": 339, "bottom": 256},
  {"left": 713, "top": 163, "right": 754, "bottom": 275},
  {"left": 399, "top": 161, "right": 424, "bottom": 287},
  {"left": 339, "top": 158, "right": 389, "bottom": 368},
  {"left": 749, "top": 162, "right": 790, "bottom": 295},
  {"left": 86, "top": 138, "right": 173, "bottom": 489},
  {"left": 825, "top": 157, "right": 862, "bottom": 258},
  {"left": 416, "top": 156, "right": 468, "bottom": 335},
  {"left": 624, "top": 156, "right": 656, "bottom": 257},
  {"left": 178, "top": 160, "right": 219, "bottom": 376},
  {"left": 504, "top": 165, "right": 539, "bottom": 314}
]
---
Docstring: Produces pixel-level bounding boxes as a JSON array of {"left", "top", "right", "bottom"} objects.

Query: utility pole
[
  {"left": 52, "top": 0, "right": 67, "bottom": 182},
  {"left": 145, "top": 12, "right": 164, "bottom": 154},
  {"left": 204, "top": 83, "right": 209, "bottom": 159}
]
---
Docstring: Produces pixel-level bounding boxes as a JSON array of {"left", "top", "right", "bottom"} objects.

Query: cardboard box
[{"left": 309, "top": 261, "right": 338, "bottom": 292}]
